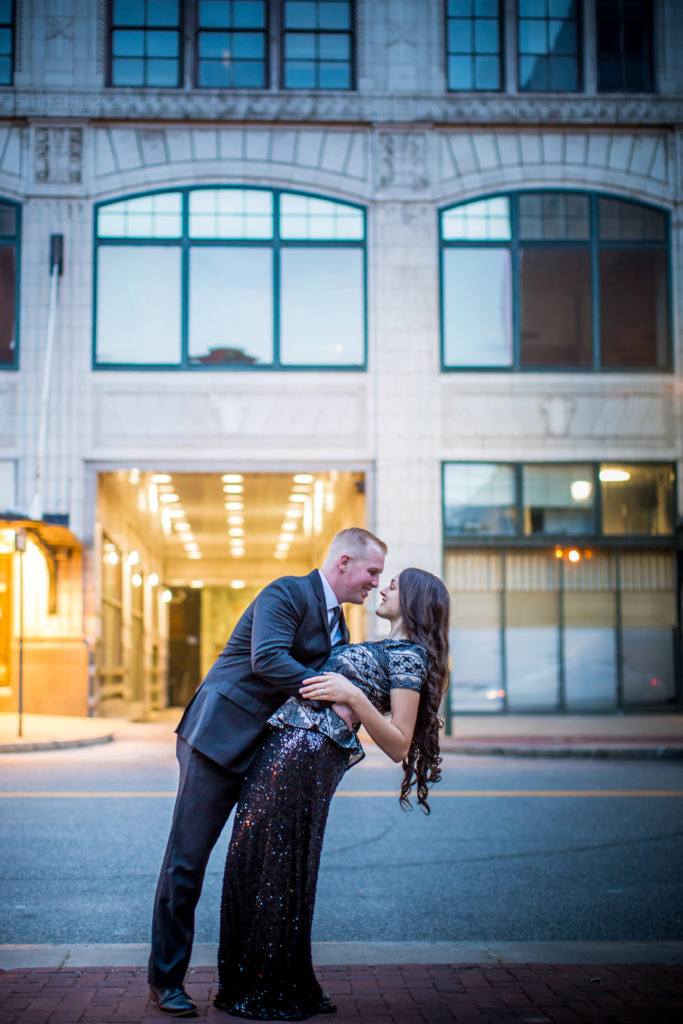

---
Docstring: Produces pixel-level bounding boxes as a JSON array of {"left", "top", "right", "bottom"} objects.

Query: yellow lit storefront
[{"left": 0, "top": 520, "right": 88, "bottom": 716}]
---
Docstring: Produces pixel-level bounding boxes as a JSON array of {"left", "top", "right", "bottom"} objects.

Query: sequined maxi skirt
[{"left": 216, "top": 726, "right": 347, "bottom": 1021}]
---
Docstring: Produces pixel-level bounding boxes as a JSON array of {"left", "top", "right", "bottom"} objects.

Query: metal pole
[
  {"left": 30, "top": 236, "right": 63, "bottom": 522},
  {"left": 15, "top": 528, "right": 26, "bottom": 738}
]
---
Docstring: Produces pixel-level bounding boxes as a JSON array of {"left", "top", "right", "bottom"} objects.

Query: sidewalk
[
  {"left": 2, "top": 710, "right": 683, "bottom": 757},
  {"left": 1, "top": 955, "right": 682, "bottom": 1023}
]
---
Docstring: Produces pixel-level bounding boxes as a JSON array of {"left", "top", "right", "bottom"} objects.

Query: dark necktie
[{"left": 329, "top": 605, "right": 342, "bottom": 642}]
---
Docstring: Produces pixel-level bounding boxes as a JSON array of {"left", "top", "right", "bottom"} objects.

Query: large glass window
[
  {"left": 441, "top": 192, "right": 671, "bottom": 371},
  {"left": 443, "top": 463, "right": 517, "bottom": 536},
  {"left": 596, "top": 0, "right": 653, "bottom": 92},
  {"left": 446, "top": 0, "right": 502, "bottom": 91},
  {"left": 0, "top": 1, "right": 13, "bottom": 85},
  {"left": 197, "top": 0, "right": 267, "bottom": 87},
  {"left": 522, "top": 464, "right": 595, "bottom": 535},
  {"left": 0, "top": 199, "right": 18, "bottom": 368},
  {"left": 600, "top": 464, "right": 675, "bottom": 536},
  {"left": 518, "top": 0, "right": 580, "bottom": 92},
  {"left": 109, "top": 0, "right": 181, "bottom": 87},
  {"left": 94, "top": 187, "right": 366, "bottom": 369},
  {"left": 282, "top": 0, "right": 353, "bottom": 89},
  {"left": 445, "top": 546, "right": 675, "bottom": 712},
  {"left": 444, "top": 462, "right": 675, "bottom": 540}
]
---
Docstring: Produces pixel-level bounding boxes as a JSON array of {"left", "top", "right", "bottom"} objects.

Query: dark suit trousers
[{"left": 148, "top": 736, "right": 243, "bottom": 987}]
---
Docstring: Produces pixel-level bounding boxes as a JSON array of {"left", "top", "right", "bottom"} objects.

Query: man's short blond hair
[{"left": 326, "top": 527, "right": 387, "bottom": 560}]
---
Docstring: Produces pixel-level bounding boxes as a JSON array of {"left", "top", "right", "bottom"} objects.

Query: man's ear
[{"left": 338, "top": 554, "right": 352, "bottom": 571}]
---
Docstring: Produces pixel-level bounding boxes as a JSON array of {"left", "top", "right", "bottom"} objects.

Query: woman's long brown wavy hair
[{"left": 396, "top": 568, "right": 451, "bottom": 814}]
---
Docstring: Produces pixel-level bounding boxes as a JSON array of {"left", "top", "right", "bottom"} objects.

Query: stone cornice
[{"left": 0, "top": 88, "right": 681, "bottom": 126}]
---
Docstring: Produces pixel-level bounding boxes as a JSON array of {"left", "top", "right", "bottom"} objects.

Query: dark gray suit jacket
[{"left": 176, "top": 569, "right": 349, "bottom": 772}]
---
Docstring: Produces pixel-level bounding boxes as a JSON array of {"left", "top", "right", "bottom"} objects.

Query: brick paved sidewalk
[{"left": 1, "top": 963, "right": 682, "bottom": 1024}]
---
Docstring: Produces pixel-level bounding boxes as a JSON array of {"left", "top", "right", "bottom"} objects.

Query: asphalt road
[{"left": 1, "top": 729, "right": 682, "bottom": 946}]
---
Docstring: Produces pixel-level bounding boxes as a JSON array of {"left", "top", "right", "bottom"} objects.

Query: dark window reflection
[
  {"left": 597, "top": 0, "right": 653, "bottom": 92},
  {"left": 446, "top": 0, "right": 502, "bottom": 91},
  {"left": 0, "top": 0, "right": 12, "bottom": 86},
  {"left": 0, "top": 245, "right": 15, "bottom": 364},
  {"left": 598, "top": 197, "right": 665, "bottom": 242},
  {"left": 111, "top": 0, "right": 181, "bottom": 87},
  {"left": 197, "top": 0, "right": 267, "bottom": 87},
  {"left": 518, "top": 0, "right": 580, "bottom": 92},
  {"left": 283, "top": 0, "right": 352, "bottom": 89},
  {"left": 523, "top": 464, "right": 595, "bottom": 535},
  {"left": 600, "top": 464, "right": 674, "bottom": 536},
  {"left": 520, "top": 248, "right": 592, "bottom": 366},
  {"left": 599, "top": 249, "right": 669, "bottom": 368},
  {"left": 444, "top": 463, "right": 517, "bottom": 537}
]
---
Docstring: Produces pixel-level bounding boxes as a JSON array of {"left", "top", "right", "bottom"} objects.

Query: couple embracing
[{"left": 148, "top": 527, "right": 451, "bottom": 1020}]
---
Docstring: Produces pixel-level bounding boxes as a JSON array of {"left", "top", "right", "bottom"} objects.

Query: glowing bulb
[
  {"left": 150, "top": 474, "right": 172, "bottom": 484},
  {"left": 127, "top": 551, "right": 139, "bottom": 566},
  {"left": 131, "top": 572, "right": 142, "bottom": 587},
  {"left": 568, "top": 549, "right": 581, "bottom": 563},
  {"left": 225, "top": 501, "right": 243, "bottom": 511},
  {"left": 148, "top": 573, "right": 159, "bottom": 586},
  {"left": 223, "top": 484, "right": 244, "bottom": 494},
  {"left": 161, "top": 589, "right": 173, "bottom": 603},
  {"left": 222, "top": 474, "right": 244, "bottom": 483},
  {"left": 570, "top": 480, "right": 592, "bottom": 501},
  {"left": 293, "top": 474, "right": 314, "bottom": 484},
  {"left": 230, "top": 579, "right": 246, "bottom": 589}
]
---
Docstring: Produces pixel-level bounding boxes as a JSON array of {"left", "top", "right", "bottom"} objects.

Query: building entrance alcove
[{"left": 94, "top": 469, "right": 366, "bottom": 716}]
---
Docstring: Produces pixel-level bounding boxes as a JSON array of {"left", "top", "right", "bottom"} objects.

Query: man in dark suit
[{"left": 148, "top": 527, "right": 387, "bottom": 1017}]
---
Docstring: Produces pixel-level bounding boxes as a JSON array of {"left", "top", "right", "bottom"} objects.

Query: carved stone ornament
[
  {"left": 34, "top": 126, "right": 83, "bottom": 184},
  {"left": 377, "top": 131, "right": 428, "bottom": 190},
  {"left": 540, "top": 395, "right": 576, "bottom": 437}
]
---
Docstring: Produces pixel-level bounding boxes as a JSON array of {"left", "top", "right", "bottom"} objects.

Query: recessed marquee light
[
  {"left": 227, "top": 515, "right": 244, "bottom": 525},
  {"left": 289, "top": 494, "right": 307, "bottom": 503},
  {"left": 225, "top": 501, "right": 244, "bottom": 511},
  {"left": 223, "top": 484, "right": 244, "bottom": 494},
  {"left": 231, "top": 579, "right": 246, "bottom": 589},
  {"left": 159, "top": 493, "right": 180, "bottom": 503},
  {"left": 188, "top": 551, "right": 202, "bottom": 560},
  {"left": 293, "top": 474, "right": 314, "bottom": 484},
  {"left": 167, "top": 508, "right": 185, "bottom": 518},
  {"left": 222, "top": 474, "right": 244, "bottom": 484},
  {"left": 151, "top": 474, "right": 172, "bottom": 484},
  {"left": 281, "top": 522, "right": 297, "bottom": 532},
  {"left": 229, "top": 527, "right": 245, "bottom": 537},
  {"left": 599, "top": 468, "right": 631, "bottom": 482}
]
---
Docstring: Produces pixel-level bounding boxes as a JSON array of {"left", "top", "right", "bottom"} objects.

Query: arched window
[
  {"left": 0, "top": 198, "right": 19, "bottom": 368},
  {"left": 440, "top": 191, "right": 670, "bottom": 371},
  {"left": 94, "top": 187, "right": 366, "bottom": 369}
]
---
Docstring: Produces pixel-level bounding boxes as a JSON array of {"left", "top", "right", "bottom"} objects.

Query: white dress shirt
[{"left": 318, "top": 569, "right": 342, "bottom": 645}]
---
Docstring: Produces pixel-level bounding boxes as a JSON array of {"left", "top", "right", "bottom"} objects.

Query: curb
[
  {"left": 0, "top": 733, "right": 115, "bottom": 754},
  {"left": 440, "top": 742, "right": 683, "bottom": 759}
]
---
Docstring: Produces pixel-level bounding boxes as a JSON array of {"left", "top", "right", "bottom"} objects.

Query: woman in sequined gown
[{"left": 214, "top": 568, "right": 451, "bottom": 1022}]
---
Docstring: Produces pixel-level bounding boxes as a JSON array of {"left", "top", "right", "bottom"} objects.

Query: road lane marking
[{"left": 0, "top": 790, "right": 682, "bottom": 798}]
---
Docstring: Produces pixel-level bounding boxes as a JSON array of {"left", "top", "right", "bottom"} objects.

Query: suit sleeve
[{"left": 250, "top": 578, "right": 320, "bottom": 697}]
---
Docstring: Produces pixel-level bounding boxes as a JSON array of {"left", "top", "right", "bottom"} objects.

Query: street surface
[{"left": 1, "top": 727, "right": 682, "bottom": 946}]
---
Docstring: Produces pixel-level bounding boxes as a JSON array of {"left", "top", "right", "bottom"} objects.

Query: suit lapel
[
  {"left": 308, "top": 569, "right": 332, "bottom": 649},
  {"left": 339, "top": 608, "right": 350, "bottom": 645}
]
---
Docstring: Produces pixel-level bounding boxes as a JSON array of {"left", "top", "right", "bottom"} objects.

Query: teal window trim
[
  {"left": 439, "top": 189, "right": 672, "bottom": 373},
  {"left": 517, "top": 0, "right": 582, "bottom": 93},
  {"left": 92, "top": 184, "right": 367, "bottom": 371},
  {"left": 0, "top": 196, "right": 20, "bottom": 370},
  {"left": 442, "top": 460, "right": 679, "bottom": 544},
  {"left": 281, "top": 0, "right": 356, "bottom": 91},
  {"left": 0, "top": 0, "right": 14, "bottom": 87},
  {"left": 107, "top": 0, "right": 184, "bottom": 89},
  {"left": 194, "top": 0, "right": 270, "bottom": 89},
  {"left": 444, "top": 0, "right": 504, "bottom": 93}
]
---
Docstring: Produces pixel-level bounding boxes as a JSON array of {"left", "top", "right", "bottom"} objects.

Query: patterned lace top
[{"left": 268, "top": 638, "right": 427, "bottom": 769}]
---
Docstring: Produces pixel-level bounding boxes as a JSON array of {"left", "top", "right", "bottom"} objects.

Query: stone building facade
[{"left": 0, "top": 1, "right": 680, "bottom": 717}]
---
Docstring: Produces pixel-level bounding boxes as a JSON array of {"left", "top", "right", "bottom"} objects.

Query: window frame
[
  {"left": 193, "top": 0, "right": 271, "bottom": 90},
  {"left": 444, "top": 0, "right": 504, "bottom": 94},
  {"left": 442, "top": 460, "right": 678, "bottom": 545},
  {"left": 0, "top": 0, "right": 14, "bottom": 87},
  {"left": 439, "top": 189, "right": 672, "bottom": 373},
  {"left": 279, "top": 0, "right": 356, "bottom": 91},
  {"left": 0, "top": 196, "right": 20, "bottom": 371},
  {"left": 596, "top": 0, "right": 655, "bottom": 94},
  {"left": 107, "top": 0, "right": 185, "bottom": 89},
  {"left": 516, "top": 0, "right": 583, "bottom": 94},
  {"left": 92, "top": 184, "right": 367, "bottom": 371}
]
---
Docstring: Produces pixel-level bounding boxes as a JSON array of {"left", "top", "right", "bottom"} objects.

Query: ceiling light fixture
[
  {"left": 223, "top": 484, "right": 244, "bottom": 494},
  {"left": 222, "top": 474, "right": 244, "bottom": 484},
  {"left": 293, "top": 474, "right": 314, "bottom": 484},
  {"left": 159, "top": 493, "right": 180, "bottom": 503},
  {"left": 150, "top": 474, "right": 172, "bottom": 484}
]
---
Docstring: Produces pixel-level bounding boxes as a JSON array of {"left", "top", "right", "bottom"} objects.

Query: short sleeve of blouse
[{"left": 388, "top": 644, "right": 428, "bottom": 692}]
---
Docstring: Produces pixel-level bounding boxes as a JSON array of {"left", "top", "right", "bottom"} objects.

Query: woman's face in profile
[{"left": 376, "top": 575, "right": 400, "bottom": 621}]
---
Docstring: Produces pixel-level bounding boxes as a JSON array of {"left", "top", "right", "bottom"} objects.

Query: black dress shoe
[{"left": 149, "top": 985, "right": 198, "bottom": 1017}]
